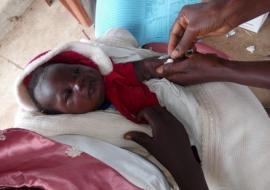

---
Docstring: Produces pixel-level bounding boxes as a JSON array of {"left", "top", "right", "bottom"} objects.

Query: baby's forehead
[
  {"left": 47, "top": 63, "right": 73, "bottom": 71},
  {"left": 44, "top": 63, "right": 73, "bottom": 79},
  {"left": 34, "top": 64, "right": 69, "bottom": 108},
  {"left": 39, "top": 63, "right": 72, "bottom": 86},
  {"left": 37, "top": 64, "right": 70, "bottom": 93}
]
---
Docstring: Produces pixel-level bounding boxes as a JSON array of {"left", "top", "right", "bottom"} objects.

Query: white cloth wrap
[
  {"left": 146, "top": 78, "right": 270, "bottom": 189},
  {"left": 145, "top": 79, "right": 202, "bottom": 152},
  {"left": 193, "top": 82, "right": 270, "bottom": 189}
]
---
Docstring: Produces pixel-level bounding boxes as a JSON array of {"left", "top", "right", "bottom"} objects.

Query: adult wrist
[
  {"left": 170, "top": 161, "right": 208, "bottom": 190},
  {"left": 220, "top": 0, "right": 270, "bottom": 28},
  {"left": 219, "top": 59, "right": 244, "bottom": 83},
  {"left": 213, "top": 0, "right": 246, "bottom": 28}
]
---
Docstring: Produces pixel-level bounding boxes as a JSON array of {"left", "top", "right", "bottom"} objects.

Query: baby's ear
[
  {"left": 27, "top": 67, "right": 44, "bottom": 94},
  {"left": 26, "top": 65, "right": 49, "bottom": 111}
]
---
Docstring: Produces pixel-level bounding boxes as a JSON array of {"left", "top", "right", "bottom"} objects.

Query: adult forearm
[
  {"left": 160, "top": 118, "right": 209, "bottom": 190},
  {"left": 220, "top": 0, "right": 270, "bottom": 27},
  {"left": 222, "top": 60, "right": 270, "bottom": 89},
  {"left": 171, "top": 159, "right": 209, "bottom": 190}
]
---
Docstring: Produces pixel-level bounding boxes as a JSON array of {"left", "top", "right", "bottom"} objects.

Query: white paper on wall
[{"left": 239, "top": 13, "right": 269, "bottom": 33}]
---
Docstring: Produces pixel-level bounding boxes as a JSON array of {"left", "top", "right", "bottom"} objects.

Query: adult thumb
[
  {"left": 124, "top": 131, "right": 152, "bottom": 149},
  {"left": 171, "top": 29, "right": 197, "bottom": 58}
]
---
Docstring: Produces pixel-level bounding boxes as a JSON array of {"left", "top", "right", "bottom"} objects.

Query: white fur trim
[{"left": 15, "top": 41, "right": 113, "bottom": 111}]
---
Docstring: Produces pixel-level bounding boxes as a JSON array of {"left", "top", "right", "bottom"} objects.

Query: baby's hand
[{"left": 133, "top": 57, "right": 165, "bottom": 81}]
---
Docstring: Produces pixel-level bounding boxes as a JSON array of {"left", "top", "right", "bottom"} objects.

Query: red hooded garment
[{"left": 24, "top": 51, "right": 159, "bottom": 123}]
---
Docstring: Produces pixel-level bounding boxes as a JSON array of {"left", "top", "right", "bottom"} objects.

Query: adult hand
[
  {"left": 157, "top": 53, "right": 228, "bottom": 86},
  {"left": 168, "top": 1, "right": 236, "bottom": 58},
  {"left": 124, "top": 106, "right": 208, "bottom": 190},
  {"left": 169, "top": 0, "right": 270, "bottom": 58}
]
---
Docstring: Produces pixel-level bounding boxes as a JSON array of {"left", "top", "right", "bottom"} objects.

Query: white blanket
[{"left": 14, "top": 28, "right": 270, "bottom": 189}]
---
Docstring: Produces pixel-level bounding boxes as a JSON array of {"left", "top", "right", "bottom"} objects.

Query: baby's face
[{"left": 34, "top": 63, "right": 105, "bottom": 114}]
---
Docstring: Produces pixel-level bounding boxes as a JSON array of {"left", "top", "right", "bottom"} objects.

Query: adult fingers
[
  {"left": 157, "top": 59, "right": 189, "bottom": 75},
  {"left": 141, "top": 107, "right": 187, "bottom": 133},
  {"left": 156, "top": 56, "right": 186, "bottom": 75},
  {"left": 168, "top": 16, "right": 185, "bottom": 56},
  {"left": 137, "top": 107, "right": 163, "bottom": 137},
  {"left": 205, "top": 24, "right": 233, "bottom": 37},
  {"left": 137, "top": 107, "right": 154, "bottom": 124},
  {"left": 124, "top": 131, "right": 152, "bottom": 149},
  {"left": 165, "top": 73, "right": 190, "bottom": 86},
  {"left": 171, "top": 27, "right": 198, "bottom": 58}
]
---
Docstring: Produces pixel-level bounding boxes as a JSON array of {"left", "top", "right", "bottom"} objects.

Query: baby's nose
[
  {"left": 74, "top": 84, "right": 81, "bottom": 91},
  {"left": 73, "top": 77, "right": 87, "bottom": 95}
]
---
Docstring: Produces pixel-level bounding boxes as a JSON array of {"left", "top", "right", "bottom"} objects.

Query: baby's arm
[{"left": 105, "top": 63, "right": 160, "bottom": 123}]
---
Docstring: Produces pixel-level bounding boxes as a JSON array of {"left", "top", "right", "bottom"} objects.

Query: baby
[{"left": 26, "top": 50, "right": 167, "bottom": 123}]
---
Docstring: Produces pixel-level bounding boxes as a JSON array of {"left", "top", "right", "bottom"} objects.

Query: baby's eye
[
  {"left": 64, "top": 88, "right": 73, "bottom": 102},
  {"left": 73, "top": 67, "right": 80, "bottom": 75},
  {"left": 72, "top": 67, "right": 81, "bottom": 77}
]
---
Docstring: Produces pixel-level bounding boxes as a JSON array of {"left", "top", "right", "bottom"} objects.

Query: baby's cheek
[
  {"left": 95, "top": 85, "right": 105, "bottom": 107},
  {"left": 88, "top": 91, "right": 102, "bottom": 112}
]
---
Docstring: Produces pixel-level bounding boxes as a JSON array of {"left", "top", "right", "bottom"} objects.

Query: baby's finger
[{"left": 124, "top": 131, "right": 152, "bottom": 150}]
